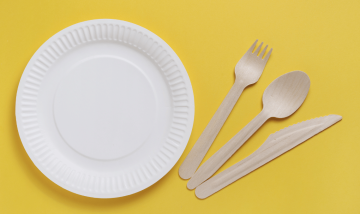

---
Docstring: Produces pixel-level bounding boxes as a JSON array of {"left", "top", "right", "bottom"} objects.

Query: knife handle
[{"left": 179, "top": 79, "right": 246, "bottom": 179}]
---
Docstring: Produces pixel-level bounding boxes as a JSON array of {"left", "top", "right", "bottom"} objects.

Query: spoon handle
[
  {"left": 195, "top": 144, "right": 266, "bottom": 199},
  {"left": 186, "top": 110, "right": 268, "bottom": 189},
  {"left": 179, "top": 79, "right": 246, "bottom": 179}
]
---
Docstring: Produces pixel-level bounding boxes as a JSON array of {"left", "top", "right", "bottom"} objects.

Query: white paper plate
[{"left": 16, "top": 19, "right": 194, "bottom": 198}]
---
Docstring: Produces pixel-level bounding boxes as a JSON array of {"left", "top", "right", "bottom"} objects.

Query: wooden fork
[{"left": 179, "top": 40, "right": 273, "bottom": 179}]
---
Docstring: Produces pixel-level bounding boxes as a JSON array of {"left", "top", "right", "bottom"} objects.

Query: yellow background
[{"left": 1, "top": 0, "right": 360, "bottom": 213}]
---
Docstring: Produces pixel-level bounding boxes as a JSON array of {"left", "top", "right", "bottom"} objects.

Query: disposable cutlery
[{"left": 187, "top": 71, "right": 310, "bottom": 189}]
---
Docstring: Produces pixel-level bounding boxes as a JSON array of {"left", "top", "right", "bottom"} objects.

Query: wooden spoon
[{"left": 187, "top": 71, "right": 310, "bottom": 189}]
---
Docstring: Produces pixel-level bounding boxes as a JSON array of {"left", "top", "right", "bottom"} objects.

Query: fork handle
[{"left": 179, "top": 79, "right": 246, "bottom": 179}]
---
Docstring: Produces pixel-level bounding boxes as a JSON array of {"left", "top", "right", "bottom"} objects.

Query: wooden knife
[{"left": 195, "top": 115, "right": 342, "bottom": 199}]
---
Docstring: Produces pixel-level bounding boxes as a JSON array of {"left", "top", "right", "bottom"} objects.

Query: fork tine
[
  {"left": 254, "top": 42, "right": 263, "bottom": 55},
  {"left": 245, "top": 40, "right": 258, "bottom": 55},
  {"left": 263, "top": 48, "right": 273, "bottom": 63},
  {"left": 259, "top": 45, "right": 268, "bottom": 58}
]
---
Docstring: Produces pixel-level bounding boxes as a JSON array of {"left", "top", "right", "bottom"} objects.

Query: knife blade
[{"left": 195, "top": 115, "right": 342, "bottom": 199}]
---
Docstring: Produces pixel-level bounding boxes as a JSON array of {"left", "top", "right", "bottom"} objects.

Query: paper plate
[{"left": 16, "top": 19, "right": 194, "bottom": 198}]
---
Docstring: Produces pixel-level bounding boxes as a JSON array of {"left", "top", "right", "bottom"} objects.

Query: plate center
[{"left": 54, "top": 55, "right": 157, "bottom": 160}]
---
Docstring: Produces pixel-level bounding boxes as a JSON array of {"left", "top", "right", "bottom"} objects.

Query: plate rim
[{"left": 15, "top": 19, "right": 194, "bottom": 198}]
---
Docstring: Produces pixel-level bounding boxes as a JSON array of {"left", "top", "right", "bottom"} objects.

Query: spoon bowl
[{"left": 263, "top": 71, "right": 310, "bottom": 118}]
